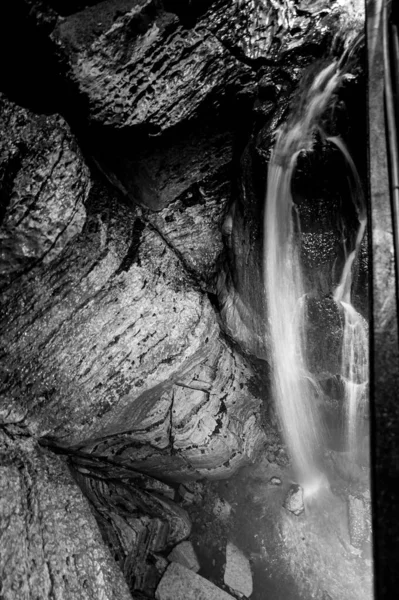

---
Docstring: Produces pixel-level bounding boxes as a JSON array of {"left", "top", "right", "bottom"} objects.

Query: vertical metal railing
[
  {"left": 368, "top": 0, "right": 399, "bottom": 598},
  {"left": 383, "top": 0, "right": 399, "bottom": 306}
]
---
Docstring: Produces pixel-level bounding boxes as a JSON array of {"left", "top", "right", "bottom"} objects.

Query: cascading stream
[
  {"left": 330, "top": 137, "right": 369, "bottom": 462},
  {"left": 264, "top": 144, "right": 325, "bottom": 496},
  {"left": 264, "top": 60, "right": 368, "bottom": 496}
]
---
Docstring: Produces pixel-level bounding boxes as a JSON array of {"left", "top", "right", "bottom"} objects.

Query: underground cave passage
[{"left": 1, "top": 0, "right": 399, "bottom": 599}]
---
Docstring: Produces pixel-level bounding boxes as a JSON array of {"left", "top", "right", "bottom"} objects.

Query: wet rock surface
[
  {"left": 283, "top": 484, "right": 305, "bottom": 517},
  {"left": 53, "top": 1, "right": 255, "bottom": 133},
  {"left": 348, "top": 494, "right": 369, "bottom": 551}
]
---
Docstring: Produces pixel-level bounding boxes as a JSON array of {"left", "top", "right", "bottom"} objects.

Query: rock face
[
  {"left": 0, "top": 97, "right": 266, "bottom": 481},
  {"left": 0, "top": 431, "right": 132, "bottom": 600},
  {"left": 0, "top": 93, "right": 89, "bottom": 288},
  {"left": 54, "top": 1, "right": 255, "bottom": 133},
  {"left": 156, "top": 562, "right": 235, "bottom": 600}
]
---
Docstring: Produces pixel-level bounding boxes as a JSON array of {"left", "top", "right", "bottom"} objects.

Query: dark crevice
[
  {"left": 115, "top": 217, "right": 146, "bottom": 274},
  {"left": 0, "top": 148, "right": 27, "bottom": 227}
]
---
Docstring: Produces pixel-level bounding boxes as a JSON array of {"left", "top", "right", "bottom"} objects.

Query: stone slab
[{"left": 156, "top": 562, "right": 234, "bottom": 600}]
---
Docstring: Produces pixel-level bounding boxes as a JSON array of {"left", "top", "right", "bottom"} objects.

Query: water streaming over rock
[
  {"left": 330, "top": 137, "right": 369, "bottom": 461},
  {"left": 264, "top": 60, "right": 368, "bottom": 494}
]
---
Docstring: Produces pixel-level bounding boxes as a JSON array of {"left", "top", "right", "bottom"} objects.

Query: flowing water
[
  {"left": 264, "top": 61, "right": 368, "bottom": 493},
  {"left": 330, "top": 137, "right": 369, "bottom": 462}
]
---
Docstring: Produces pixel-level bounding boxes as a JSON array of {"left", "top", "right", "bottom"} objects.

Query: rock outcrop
[
  {"left": 0, "top": 92, "right": 266, "bottom": 479},
  {"left": 0, "top": 431, "right": 132, "bottom": 600},
  {"left": 0, "top": 93, "right": 89, "bottom": 288}
]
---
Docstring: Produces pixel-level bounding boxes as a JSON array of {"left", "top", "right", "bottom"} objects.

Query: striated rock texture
[
  {"left": 70, "top": 335, "right": 266, "bottom": 481},
  {"left": 0, "top": 93, "right": 89, "bottom": 288},
  {"left": 0, "top": 431, "right": 133, "bottom": 600},
  {"left": 72, "top": 464, "right": 191, "bottom": 594},
  {"left": 0, "top": 97, "right": 266, "bottom": 479},
  {"left": 53, "top": 0, "right": 254, "bottom": 132}
]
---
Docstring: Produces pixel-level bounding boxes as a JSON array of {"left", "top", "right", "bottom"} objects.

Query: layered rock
[
  {"left": 0, "top": 431, "right": 132, "bottom": 600},
  {"left": 71, "top": 334, "right": 266, "bottom": 481},
  {"left": 0, "top": 97, "right": 266, "bottom": 480},
  {"left": 53, "top": 1, "right": 254, "bottom": 132},
  {"left": 73, "top": 466, "right": 191, "bottom": 594},
  {"left": 0, "top": 93, "right": 89, "bottom": 288}
]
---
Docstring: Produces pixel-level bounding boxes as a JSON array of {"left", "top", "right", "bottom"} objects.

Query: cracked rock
[
  {"left": 0, "top": 93, "right": 89, "bottom": 288},
  {"left": 53, "top": 1, "right": 255, "bottom": 132},
  {"left": 0, "top": 432, "right": 131, "bottom": 600},
  {"left": 0, "top": 154, "right": 266, "bottom": 480},
  {"left": 74, "top": 468, "right": 191, "bottom": 594}
]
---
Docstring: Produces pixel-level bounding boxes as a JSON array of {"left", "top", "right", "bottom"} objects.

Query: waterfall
[
  {"left": 330, "top": 137, "right": 369, "bottom": 461},
  {"left": 264, "top": 144, "right": 325, "bottom": 496},
  {"left": 264, "top": 61, "right": 368, "bottom": 495}
]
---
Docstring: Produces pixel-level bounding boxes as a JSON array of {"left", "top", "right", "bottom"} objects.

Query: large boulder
[
  {"left": 0, "top": 431, "right": 133, "bottom": 600},
  {"left": 0, "top": 97, "right": 266, "bottom": 480}
]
